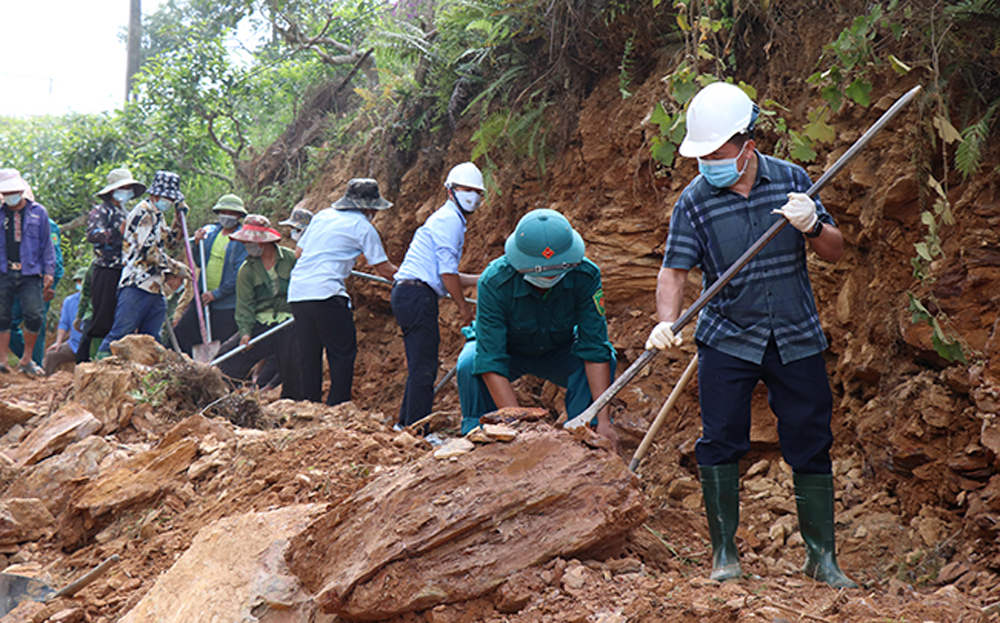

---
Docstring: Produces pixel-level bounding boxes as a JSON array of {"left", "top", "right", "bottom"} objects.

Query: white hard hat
[
  {"left": 444, "top": 162, "right": 485, "bottom": 191},
  {"left": 679, "top": 82, "right": 757, "bottom": 158}
]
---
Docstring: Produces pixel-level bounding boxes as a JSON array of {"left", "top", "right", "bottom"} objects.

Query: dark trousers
[
  {"left": 98, "top": 286, "right": 166, "bottom": 353},
  {"left": 456, "top": 340, "right": 617, "bottom": 434},
  {"left": 0, "top": 271, "right": 43, "bottom": 334},
  {"left": 88, "top": 265, "right": 122, "bottom": 339},
  {"left": 391, "top": 282, "right": 440, "bottom": 427},
  {"left": 173, "top": 302, "right": 237, "bottom": 356},
  {"left": 696, "top": 339, "right": 834, "bottom": 474},
  {"left": 291, "top": 296, "right": 355, "bottom": 406},
  {"left": 216, "top": 320, "right": 302, "bottom": 399}
]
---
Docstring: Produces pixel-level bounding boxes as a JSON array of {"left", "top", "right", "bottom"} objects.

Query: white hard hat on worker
[
  {"left": 681, "top": 82, "right": 760, "bottom": 190},
  {"left": 445, "top": 162, "right": 485, "bottom": 214}
]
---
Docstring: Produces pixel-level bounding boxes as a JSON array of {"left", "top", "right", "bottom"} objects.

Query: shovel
[
  {"left": 193, "top": 236, "right": 221, "bottom": 362},
  {"left": 565, "top": 84, "right": 923, "bottom": 431},
  {"left": 0, "top": 555, "right": 119, "bottom": 616},
  {"left": 175, "top": 209, "right": 218, "bottom": 363},
  {"left": 209, "top": 318, "right": 295, "bottom": 366}
]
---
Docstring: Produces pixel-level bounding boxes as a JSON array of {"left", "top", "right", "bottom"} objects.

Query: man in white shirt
[
  {"left": 391, "top": 162, "right": 483, "bottom": 429},
  {"left": 288, "top": 179, "right": 397, "bottom": 405}
]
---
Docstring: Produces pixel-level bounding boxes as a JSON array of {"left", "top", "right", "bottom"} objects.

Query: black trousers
[
  {"left": 174, "top": 302, "right": 237, "bottom": 356},
  {"left": 391, "top": 282, "right": 440, "bottom": 427},
  {"left": 216, "top": 320, "right": 302, "bottom": 399},
  {"left": 87, "top": 265, "right": 121, "bottom": 339},
  {"left": 291, "top": 296, "right": 355, "bottom": 406}
]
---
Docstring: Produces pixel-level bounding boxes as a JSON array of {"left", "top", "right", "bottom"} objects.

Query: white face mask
[
  {"left": 291, "top": 229, "right": 303, "bottom": 242},
  {"left": 453, "top": 190, "right": 483, "bottom": 213},
  {"left": 524, "top": 271, "right": 568, "bottom": 289},
  {"left": 244, "top": 243, "right": 263, "bottom": 257},
  {"left": 218, "top": 214, "right": 239, "bottom": 230}
]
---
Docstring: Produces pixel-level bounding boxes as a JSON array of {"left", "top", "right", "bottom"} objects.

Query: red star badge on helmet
[{"left": 542, "top": 247, "right": 554, "bottom": 259}]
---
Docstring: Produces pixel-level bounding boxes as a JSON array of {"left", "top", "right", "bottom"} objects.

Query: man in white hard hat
[
  {"left": 645, "top": 82, "right": 854, "bottom": 588},
  {"left": 390, "top": 162, "right": 483, "bottom": 430}
]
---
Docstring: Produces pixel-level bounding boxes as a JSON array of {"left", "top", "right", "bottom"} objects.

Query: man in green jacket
[
  {"left": 455, "top": 208, "right": 619, "bottom": 452},
  {"left": 214, "top": 215, "right": 301, "bottom": 399}
]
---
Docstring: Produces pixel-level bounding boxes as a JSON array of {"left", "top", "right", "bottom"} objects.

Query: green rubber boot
[
  {"left": 793, "top": 472, "right": 858, "bottom": 589},
  {"left": 699, "top": 464, "right": 742, "bottom": 582}
]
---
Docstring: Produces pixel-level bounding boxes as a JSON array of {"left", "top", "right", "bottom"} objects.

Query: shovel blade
[
  {"left": 0, "top": 573, "right": 54, "bottom": 616},
  {"left": 192, "top": 341, "right": 221, "bottom": 364}
]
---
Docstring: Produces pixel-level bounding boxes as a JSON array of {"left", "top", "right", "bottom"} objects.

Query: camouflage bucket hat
[
  {"left": 279, "top": 206, "right": 313, "bottom": 230},
  {"left": 331, "top": 178, "right": 393, "bottom": 210}
]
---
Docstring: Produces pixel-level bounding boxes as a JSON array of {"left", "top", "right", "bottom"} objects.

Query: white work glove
[
  {"left": 772, "top": 192, "right": 818, "bottom": 233},
  {"left": 645, "top": 321, "right": 683, "bottom": 350}
]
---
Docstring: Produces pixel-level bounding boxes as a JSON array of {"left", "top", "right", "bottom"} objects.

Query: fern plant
[{"left": 956, "top": 104, "right": 997, "bottom": 179}]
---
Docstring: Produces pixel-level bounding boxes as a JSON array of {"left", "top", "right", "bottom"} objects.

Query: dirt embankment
[{"left": 3, "top": 10, "right": 1000, "bottom": 623}]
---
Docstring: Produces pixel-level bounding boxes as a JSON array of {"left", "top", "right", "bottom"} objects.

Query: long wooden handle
[
  {"left": 565, "top": 85, "right": 923, "bottom": 431},
  {"left": 628, "top": 356, "right": 698, "bottom": 472}
]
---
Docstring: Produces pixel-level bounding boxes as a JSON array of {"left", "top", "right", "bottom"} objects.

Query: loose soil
[{"left": 4, "top": 10, "right": 1000, "bottom": 622}]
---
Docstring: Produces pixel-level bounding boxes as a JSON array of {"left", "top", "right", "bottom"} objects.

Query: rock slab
[{"left": 286, "top": 422, "right": 647, "bottom": 620}]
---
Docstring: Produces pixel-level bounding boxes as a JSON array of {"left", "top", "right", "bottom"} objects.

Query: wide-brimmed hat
[
  {"left": 278, "top": 206, "right": 313, "bottom": 229},
  {"left": 0, "top": 169, "right": 30, "bottom": 194},
  {"left": 97, "top": 168, "right": 146, "bottom": 198},
  {"left": 147, "top": 171, "right": 184, "bottom": 202},
  {"left": 211, "top": 193, "right": 247, "bottom": 215},
  {"left": 331, "top": 179, "right": 393, "bottom": 210},
  {"left": 230, "top": 214, "right": 280, "bottom": 244}
]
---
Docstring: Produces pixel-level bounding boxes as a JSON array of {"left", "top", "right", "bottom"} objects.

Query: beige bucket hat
[
  {"left": 97, "top": 168, "right": 147, "bottom": 198},
  {"left": 229, "top": 215, "right": 281, "bottom": 244}
]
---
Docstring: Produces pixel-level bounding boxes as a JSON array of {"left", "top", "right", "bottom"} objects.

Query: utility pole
[{"left": 126, "top": 0, "right": 141, "bottom": 102}]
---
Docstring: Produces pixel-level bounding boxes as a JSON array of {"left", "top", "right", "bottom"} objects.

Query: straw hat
[
  {"left": 147, "top": 171, "right": 184, "bottom": 202},
  {"left": 331, "top": 179, "right": 393, "bottom": 210},
  {"left": 0, "top": 169, "right": 30, "bottom": 194},
  {"left": 229, "top": 215, "right": 280, "bottom": 244},
  {"left": 97, "top": 168, "right": 146, "bottom": 198}
]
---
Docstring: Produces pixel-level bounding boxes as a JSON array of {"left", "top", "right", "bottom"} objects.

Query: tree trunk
[{"left": 126, "top": 0, "right": 142, "bottom": 101}]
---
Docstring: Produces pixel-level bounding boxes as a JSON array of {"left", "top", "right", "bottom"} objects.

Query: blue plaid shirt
[{"left": 663, "top": 152, "right": 834, "bottom": 365}]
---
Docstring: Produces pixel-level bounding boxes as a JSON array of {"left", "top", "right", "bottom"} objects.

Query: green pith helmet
[
  {"left": 212, "top": 193, "right": 247, "bottom": 215},
  {"left": 504, "top": 209, "right": 585, "bottom": 276},
  {"left": 73, "top": 266, "right": 88, "bottom": 282}
]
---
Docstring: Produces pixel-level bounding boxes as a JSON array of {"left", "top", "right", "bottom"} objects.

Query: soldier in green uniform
[{"left": 455, "top": 209, "right": 619, "bottom": 452}]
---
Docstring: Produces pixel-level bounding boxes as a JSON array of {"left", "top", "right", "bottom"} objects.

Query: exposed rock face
[
  {"left": 286, "top": 422, "right": 647, "bottom": 620},
  {"left": 5, "top": 436, "right": 112, "bottom": 516},
  {"left": 120, "top": 505, "right": 329, "bottom": 623},
  {"left": 0, "top": 498, "right": 55, "bottom": 546},
  {"left": 57, "top": 439, "right": 198, "bottom": 549},
  {"left": 7, "top": 403, "right": 101, "bottom": 467}
]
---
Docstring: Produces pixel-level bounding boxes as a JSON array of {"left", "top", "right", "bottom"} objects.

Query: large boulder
[
  {"left": 286, "top": 422, "right": 647, "bottom": 620},
  {"left": 120, "top": 504, "right": 330, "bottom": 623}
]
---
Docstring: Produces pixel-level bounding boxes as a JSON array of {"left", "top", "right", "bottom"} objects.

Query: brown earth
[{"left": 3, "top": 13, "right": 1000, "bottom": 623}]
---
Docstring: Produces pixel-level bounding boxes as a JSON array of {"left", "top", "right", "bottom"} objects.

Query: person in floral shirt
[
  {"left": 96, "top": 170, "right": 183, "bottom": 358},
  {"left": 79, "top": 168, "right": 147, "bottom": 361}
]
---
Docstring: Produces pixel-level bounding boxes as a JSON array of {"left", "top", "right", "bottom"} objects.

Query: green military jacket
[
  {"left": 234, "top": 245, "right": 296, "bottom": 337},
  {"left": 472, "top": 255, "right": 614, "bottom": 378}
]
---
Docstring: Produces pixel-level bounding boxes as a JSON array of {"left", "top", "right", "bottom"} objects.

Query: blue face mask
[
  {"left": 154, "top": 198, "right": 174, "bottom": 212},
  {"left": 697, "top": 142, "right": 749, "bottom": 188},
  {"left": 112, "top": 188, "right": 134, "bottom": 204},
  {"left": 4, "top": 193, "right": 22, "bottom": 207}
]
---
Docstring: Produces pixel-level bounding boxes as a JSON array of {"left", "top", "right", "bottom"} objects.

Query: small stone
[
  {"left": 483, "top": 424, "right": 517, "bottom": 441},
  {"left": 853, "top": 525, "right": 868, "bottom": 538},
  {"left": 433, "top": 438, "right": 475, "bottom": 459}
]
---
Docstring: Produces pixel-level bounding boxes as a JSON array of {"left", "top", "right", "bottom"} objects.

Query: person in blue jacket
[
  {"left": 10, "top": 216, "right": 63, "bottom": 366},
  {"left": 455, "top": 208, "right": 619, "bottom": 452},
  {"left": 174, "top": 193, "right": 248, "bottom": 354},
  {"left": 0, "top": 169, "right": 56, "bottom": 376}
]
